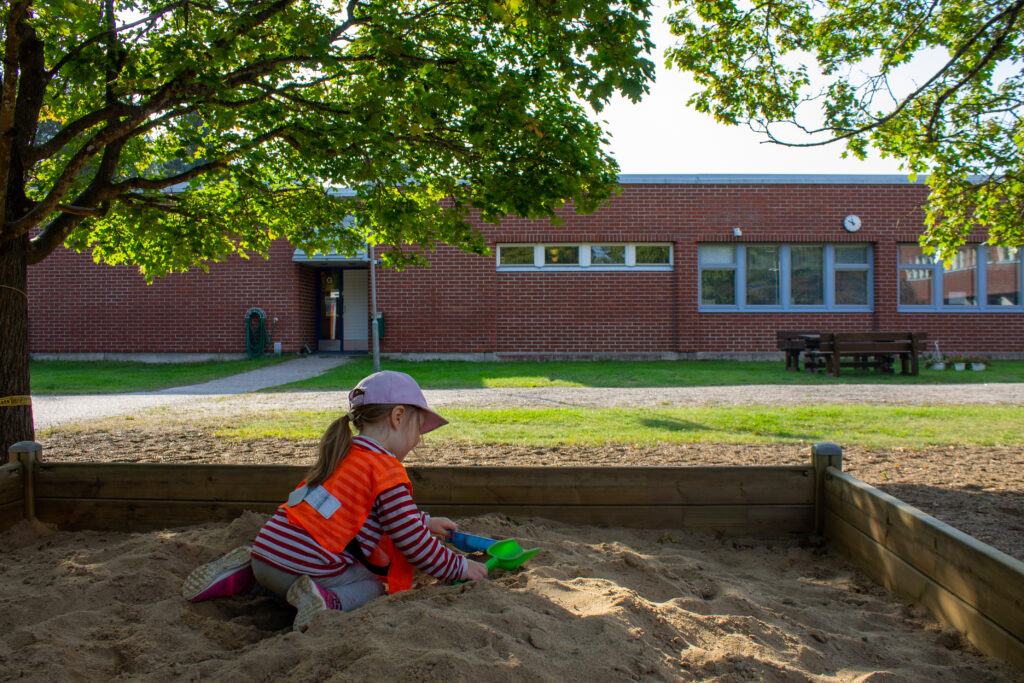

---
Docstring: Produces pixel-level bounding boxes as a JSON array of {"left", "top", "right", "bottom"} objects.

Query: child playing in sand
[{"left": 182, "top": 370, "right": 488, "bottom": 630}]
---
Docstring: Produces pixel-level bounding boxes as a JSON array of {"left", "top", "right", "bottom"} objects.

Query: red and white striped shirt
[{"left": 251, "top": 436, "right": 466, "bottom": 582}]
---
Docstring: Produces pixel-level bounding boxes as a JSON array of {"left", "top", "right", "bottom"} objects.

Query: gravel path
[{"left": 129, "top": 382, "right": 1024, "bottom": 424}]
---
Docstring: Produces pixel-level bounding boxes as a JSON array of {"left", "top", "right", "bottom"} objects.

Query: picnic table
[{"left": 776, "top": 330, "right": 929, "bottom": 377}]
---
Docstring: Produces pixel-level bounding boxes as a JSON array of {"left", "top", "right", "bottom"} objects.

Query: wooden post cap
[{"left": 812, "top": 442, "right": 842, "bottom": 457}]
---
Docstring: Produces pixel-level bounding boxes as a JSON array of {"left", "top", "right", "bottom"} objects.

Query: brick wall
[
  {"left": 26, "top": 180, "right": 1024, "bottom": 356},
  {"left": 27, "top": 239, "right": 316, "bottom": 354}
]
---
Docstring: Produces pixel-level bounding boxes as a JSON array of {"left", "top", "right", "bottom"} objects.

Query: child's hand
[
  {"left": 428, "top": 516, "right": 458, "bottom": 538},
  {"left": 461, "top": 559, "right": 489, "bottom": 581}
]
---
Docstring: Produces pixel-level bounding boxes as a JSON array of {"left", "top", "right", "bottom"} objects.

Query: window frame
[
  {"left": 495, "top": 243, "right": 674, "bottom": 272},
  {"left": 897, "top": 243, "right": 1024, "bottom": 312},
  {"left": 697, "top": 243, "right": 873, "bottom": 312}
]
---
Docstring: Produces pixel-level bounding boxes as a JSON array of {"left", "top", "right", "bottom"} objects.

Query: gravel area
[{"left": 123, "top": 382, "right": 1024, "bottom": 422}]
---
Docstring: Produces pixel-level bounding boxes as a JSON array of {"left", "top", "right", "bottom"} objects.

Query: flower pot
[
  {"left": 971, "top": 363, "right": 986, "bottom": 371},
  {"left": 954, "top": 362, "right": 966, "bottom": 371},
  {"left": 930, "top": 362, "right": 946, "bottom": 371}
]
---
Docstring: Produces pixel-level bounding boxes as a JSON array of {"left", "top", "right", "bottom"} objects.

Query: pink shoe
[
  {"left": 286, "top": 575, "right": 342, "bottom": 631},
  {"left": 182, "top": 546, "right": 255, "bottom": 602}
]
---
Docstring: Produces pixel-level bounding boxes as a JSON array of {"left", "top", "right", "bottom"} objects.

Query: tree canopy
[
  {"left": 0, "top": 0, "right": 654, "bottom": 453},
  {"left": 0, "top": 0, "right": 655, "bottom": 277},
  {"left": 665, "top": 0, "right": 1024, "bottom": 257}
]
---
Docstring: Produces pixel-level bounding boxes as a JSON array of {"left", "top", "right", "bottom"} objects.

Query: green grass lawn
[
  {"left": 27, "top": 355, "right": 1024, "bottom": 396},
  {"left": 219, "top": 405, "right": 1024, "bottom": 449},
  {"left": 29, "top": 357, "right": 290, "bottom": 395},
  {"left": 274, "top": 356, "right": 1024, "bottom": 391}
]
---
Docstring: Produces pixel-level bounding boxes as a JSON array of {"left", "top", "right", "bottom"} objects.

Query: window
[
  {"left": 790, "top": 245, "right": 824, "bottom": 306},
  {"left": 898, "top": 244, "right": 1023, "bottom": 311},
  {"left": 498, "top": 246, "right": 534, "bottom": 266},
  {"left": 746, "top": 246, "right": 780, "bottom": 306},
  {"left": 496, "top": 243, "right": 673, "bottom": 271},
  {"left": 699, "top": 245, "right": 736, "bottom": 306},
  {"left": 591, "top": 245, "right": 626, "bottom": 265},
  {"left": 636, "top": 244, "right": 671, "bottom": 265},
  {"left": 987, "top": 247, "right": 1021, "bottom": 306},
  {"left": 834, "top": 245, "right": 870, "bottom": 306},
  {"left": 544, "top": 246, "right": 579, "bottom": 266},
  {"left": 698, "top": 243, "right": 872, "bottom": 311}
]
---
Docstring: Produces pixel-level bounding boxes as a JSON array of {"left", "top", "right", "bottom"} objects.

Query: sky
[{"left": 596, "top": 3, "right": 908, "bottom": 177}]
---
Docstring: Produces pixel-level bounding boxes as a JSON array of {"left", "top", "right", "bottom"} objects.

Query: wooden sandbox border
[{"left": 2, "top": 440, "right": 1022, "bottom": 668}]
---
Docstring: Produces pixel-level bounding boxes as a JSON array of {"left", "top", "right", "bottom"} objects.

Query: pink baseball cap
[{"left": 349, "top": 370, "right": 448, "bottom": 434}]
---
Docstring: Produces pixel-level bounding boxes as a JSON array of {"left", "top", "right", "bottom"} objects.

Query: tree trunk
[{"left": 0, "top": 233, "right": 34, "bottom": 455}]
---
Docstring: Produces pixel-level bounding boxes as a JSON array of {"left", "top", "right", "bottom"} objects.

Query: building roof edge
[{"left": 616, "top": 173, "right": 926, "bottom": 185}]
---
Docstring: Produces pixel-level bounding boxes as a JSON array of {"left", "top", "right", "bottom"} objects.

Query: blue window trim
[
  {"left": 897, "top": 244, "right": 1024, "bottom": 313},
  {"left": 698, "top": 243, "right": 874, "bottom": 312}
]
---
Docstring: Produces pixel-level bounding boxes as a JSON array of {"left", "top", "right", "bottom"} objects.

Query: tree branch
[
  {"left": 925, "top": 0, "right": 1024, "bottom": 140},
  {"left": 47, "top": 1, "right": 186, "bottom": 79},
  {"left": 27, "top": 104, "right": 136, "bottom": 164},
  {"left": 759, "top": 0, "right": 1024, "bottom": 148},
  {"left": 55, "top": 203, "right": 106, "bottom": 216},
  {"left": 25, "top": 209, "right": 88, "bottom": 264}
]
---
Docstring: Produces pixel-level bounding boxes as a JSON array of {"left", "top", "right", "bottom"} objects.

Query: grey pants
[{"left": 251, "top": 558, "right": 385, "bottom": 612}]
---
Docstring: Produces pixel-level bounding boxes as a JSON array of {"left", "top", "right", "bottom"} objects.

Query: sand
[{"left": 0, "top": 508, "right": 1019, "bottom": 681}]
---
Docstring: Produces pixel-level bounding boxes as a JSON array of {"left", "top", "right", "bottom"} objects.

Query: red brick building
[{"left": 27, "top": 175, "right": 1024, "bottom": 360}]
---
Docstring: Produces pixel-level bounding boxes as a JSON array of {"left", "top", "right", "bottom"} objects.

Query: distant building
[{"left": 27, "top": 175, "right": 1024, "bottom": 360}]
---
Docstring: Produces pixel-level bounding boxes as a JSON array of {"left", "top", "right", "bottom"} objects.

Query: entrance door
[
  {"left": 318, "top": 270, "right": 342, "bottom": 352},
  {"left": 342, "top": 269, "right": 369, "bottom": 350}
]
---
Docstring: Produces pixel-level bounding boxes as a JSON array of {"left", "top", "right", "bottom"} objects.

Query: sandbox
[{"left": 1, "top": 441, "right": 1022, "bottom": 680}]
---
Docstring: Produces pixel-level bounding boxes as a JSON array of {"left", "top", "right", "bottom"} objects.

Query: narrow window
[
  {"left": 790, "top": 245, "right": 824, "bottom": 306},
  {"left": 699, "top": 245, "right": 736, "bottom": 306},
  {"left": 987, "top": 246, "right": 1021, "bottom": 306},
  {"left": 942, "top": 246, "right": 978, "bottom": 306},
  {"left": 834, "top": 244, "right": 870, "bottom": 306},
  {"left": 898, "top": 245, "right": 933, "bottom": 306},
  {"left": 746, "top": 246, "right": 780, "bottom": 306}
]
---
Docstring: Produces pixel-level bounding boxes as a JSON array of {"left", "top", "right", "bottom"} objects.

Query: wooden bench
[
  {"left": 776, "top": 330, "right": 820, "bottom": 371},
  {"left": 814, "top": 331, "right": 929, "bottom": 377}
]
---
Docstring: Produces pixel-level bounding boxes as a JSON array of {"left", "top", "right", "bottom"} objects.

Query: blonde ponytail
[
  {"left": 305, "top": 414, "right": 354, "bottom": 489},
  {"left": 304, "top": 403, "right": 403, "bottom": 488}
]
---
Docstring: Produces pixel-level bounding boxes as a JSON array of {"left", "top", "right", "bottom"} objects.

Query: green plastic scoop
[{"left": 482, "top": 538, "right": 539, "bottom": 572}]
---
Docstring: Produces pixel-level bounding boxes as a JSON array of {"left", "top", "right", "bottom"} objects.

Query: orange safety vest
[{"left": 283, "top": 442, "right": 415, "bottom": 593}]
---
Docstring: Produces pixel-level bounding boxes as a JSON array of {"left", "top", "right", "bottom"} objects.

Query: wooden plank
[
  {"left": 0, "top": 499, "right": 24, "bottom": 532},
  {"left": 410, "top": 466, "right": 815, "bottom": 506},
  {"left": 825, "top": 510, "right": 1024, "bottom": 669},
  {"left": 34, "top": 464, "right": 816, "bottom": 506},
  {"left": 824, "top": 469, "right": 1024, "bottom": 643},
  {"left": 36, "top": 498, "right": 281, "bottom": 531},
  {"left": 0, "top": 462, "right": 23, "bottom": 507},
  {"left": 34, "top": 463, "right": 304, "bottom": 504},
  {"left": 831, "top": 331, "right": 920, "bottom": 342},
  {"left": 830, "top": 342, "right": 917, "bottom": 353},
  {"left": 36, "top": 497, "right": 813, "bottom": 535}
]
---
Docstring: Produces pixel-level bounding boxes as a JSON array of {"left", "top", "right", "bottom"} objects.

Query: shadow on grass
[
  {"left": 635, "top": 416, "right": 712, "bottom": 432},
  {"left": 634, "top": 416, "right": 821, "bottom": 444}
]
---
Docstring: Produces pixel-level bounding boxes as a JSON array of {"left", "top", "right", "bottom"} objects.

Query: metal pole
[{"left": 369, "top": 244, "right": 380, "bottom": 372}]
